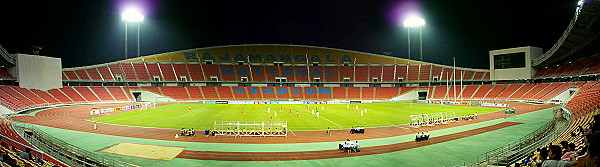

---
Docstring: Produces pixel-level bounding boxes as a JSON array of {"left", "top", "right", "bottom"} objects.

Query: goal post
[
  {"left": 441, "top": 111, "right": 456, "bottom": 119},
  {"left": 429, "top": 113, "right": 442, "bottom": 121},
  {"left": 140, "top": 102, "right": 155, "bottom": 110},
  {"left": 213, "top": 121, "right": 288, "bottom": 137}
]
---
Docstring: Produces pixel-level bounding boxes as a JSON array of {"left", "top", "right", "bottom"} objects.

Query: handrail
[
  {"left": 10, "top": 121, "right": 138, "bottom": 167},
  {"left": 474, "top": 106, "right": 570, "bottom": 166}
]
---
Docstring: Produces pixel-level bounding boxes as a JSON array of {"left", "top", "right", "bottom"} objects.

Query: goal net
[
  {"left": 441, "top": 111, "right": 456, "bottom": 120},
  {"left": 213, "top": 121, "right": 288, "bottom": 137},
  {"left": 140, "top": 102, "right": 155, "bottom": 110}
]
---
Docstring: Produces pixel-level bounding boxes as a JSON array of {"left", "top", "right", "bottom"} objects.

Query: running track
[{"left": 12, "top": 102, "right": 555, "bottom": 161}]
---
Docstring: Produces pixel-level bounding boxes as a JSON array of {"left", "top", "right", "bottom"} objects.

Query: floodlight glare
[
  {"left": 122, "top": 9, "right": 144, "bottom": 22},
  {"left": 403, "top": 17, "right": 425, "bottom": 27}
]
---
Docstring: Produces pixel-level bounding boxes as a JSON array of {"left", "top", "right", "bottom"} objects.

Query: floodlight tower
[
  {"left": 122, "top": 9, "right": 144, "bottom": 59},
  {"left": 403, "top": 17, "right": 425, "bottom": 61}
]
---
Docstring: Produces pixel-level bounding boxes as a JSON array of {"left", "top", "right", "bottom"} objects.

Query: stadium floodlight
[
  {"left": 122, "top": 9, "right": 144, "bottom": 22},
  {"left": 403, "top": 17, "right": 425, "bottom": 28},
  {"left": 403, "top": 17, "right": 425, "bottom": 61},
  {"left": 122, "top": 9, "right": 144, "bottom": 59}
]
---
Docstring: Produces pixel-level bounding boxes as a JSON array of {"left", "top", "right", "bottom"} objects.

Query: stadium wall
[
  {"left": 16, "top": 54, "right": 62, "bottom": 91},
  {"left": 389, "top": 89, "right": 419, "bottom": 101},
  {"left": 134, "top": 90, "right": 175, "bottom": 102}
]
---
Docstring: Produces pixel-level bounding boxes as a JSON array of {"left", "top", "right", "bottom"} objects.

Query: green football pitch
[{"left": 89, "top": 103, "right": 501, "bottom": 131}]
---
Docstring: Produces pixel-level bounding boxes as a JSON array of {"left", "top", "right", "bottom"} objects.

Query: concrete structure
[
  {"left": 16, "top": 54, "right": 62, "bottom": 91},
  {"left": 489, "top": 46, "right": 542, "bottom": 80}
]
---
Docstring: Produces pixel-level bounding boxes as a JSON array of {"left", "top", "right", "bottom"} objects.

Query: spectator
[
  {"left": 29, "top": 153, "right": 44, "bottom": 165},
  {"left": 1, "top": 150, "right": 15, "bottom": 167},
  {"left": 18, "top": 148, "right": 31, "bottom": 160},
  {"left": 585, "top": 132, "right": 599, "bottom": 167},
  {"left": 559, "top": 141, "right": 569, "bottom": 154},
  {"left": 561, "top": 143, "right": 576, "bottom": 160},
  {"left": 528, "top": 148, "right": 548, "bottom": 167},
  {"left": 541, "top": 145, "right": 574, "bottom": 167}
]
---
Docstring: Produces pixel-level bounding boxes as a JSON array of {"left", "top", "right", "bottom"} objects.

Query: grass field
[{"left": 89, "top": 103, "right": 501, "bottom": 131}]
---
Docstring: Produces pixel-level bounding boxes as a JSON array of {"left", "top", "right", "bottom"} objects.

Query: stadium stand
[
  {"left": 47, "top": 89, "right": 73, "bottom": 103},
  {"left": 495, "top": 84, "right": 522, "bottom": 100},
  {"left": 0, "top": 69, "right": 14, "bottom": 79},
  {"left": 73, "top": 87, "right": 101, "bottom": 102},
  {"left": 483, "top": 84, "right": 507, "bottom": 99},
  {"left": 59, "top": 87, "right": 86, "bottom": 103}
]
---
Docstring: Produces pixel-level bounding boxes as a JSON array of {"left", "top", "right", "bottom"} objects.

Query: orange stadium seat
[
  {"left": 90, "top": 86, "right": 116, "bottom": 101},
  {"left": 107, "top": 87, "right": 131, "bottom": 101},
  {"left": 74, "top": 69, "right": 90, "bottom": 80},
  {"left": 496, "top": 84, "right": 523, "bottom": 100},
  {"left": 0, "top": 69, "right": 14, "bottom": 79},
  {"left": 186, "top": 86, "right": 204, "bottom": 100},
  {"left": 47, "top": 89, "right": 74, "bottom": 103},
  {"left": 333, "top": 87, "right": 346, "bottom": 100},
  {"left": 85, "top": 68, "right": 102, "bottom": 81},
  {"left": 471, "top": 85, "right": 492, "bottom": 99},
  {"left": 508, "top": 84, "right": 535, "bottom": 100},
  {"left": 407, "top": 65, "right": 419, "bottom": 81},
  {"left": 64, "top": 71, "right": 79, "bottom": 80},
  {"left": 460, "top": 85, "right": 479, "bottom": 99},
  {"left": 186, "top": 63, "right": 206, "bottom": 81},
  {"left": 159, "top": 86, "right": 190, "bottom": 100},
  {"left": 11, "top": 86, "right": 47, "bottom": 105},
  {"left": 172, "top": 64, "right": 190, "bottom": 81},
  {"left": 120, "top": 63, "right": 138, "bottom": 80},
  {"left": 483, "top": 84, "right": 507, "bottom": 99},
  {"left": 462, "top": 70, "right": 475, "bottom": 80},
  {"left": 59, "top": 87, "right": 87, "bottom": 103},
  {"left": 419, "top": 65, "right": 432, "bottom": 81},
  {"left": 74, "top": 86, "right": 101, "bottom": 102},
  {"left": 347, "top": 87, "right": 360, "bottom": 100},
  {"left": 132, "top": 63, "right": 151, "bottom": 81},
  {"left": 160, "top": 63, "right": 177, "bottom": 81},
  {"left": 290, "top": 87, "right": 304, "bottom": 100},
  {"left": 216, "top": 86, "right": 234, "bottom": 100},
  {"left": 145, "top": 63, "right": 161, "bottom": 81},
  {"left": 275, "top": 87, "right": 292, "bottom": 100},
  {"left": 30, "top": 89, "right": 60, "bottom": 104},
  {"left": 361, "top": 87, "right": 374, "bottom": 99},
  {"left": 200, "top": 86, "right": 219, "bottom": 100},
  {"left": 520, "top": 83, "right": 550, "bottom": 100}
]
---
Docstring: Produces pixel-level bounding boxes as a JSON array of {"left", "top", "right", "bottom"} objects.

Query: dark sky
[{"left": 0, "top": 0, "right": 577, "bottom": 69}]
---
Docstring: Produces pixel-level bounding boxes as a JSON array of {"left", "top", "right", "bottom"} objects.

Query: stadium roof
[
  {"left": 533, "top": 0, "right": 600, "bottom": 68},
  {"left": 0, "top": 44, "right": 16, "bottom": 66}
]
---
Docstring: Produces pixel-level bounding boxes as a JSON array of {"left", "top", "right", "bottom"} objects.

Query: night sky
[{"left": 0, "top": 0, "right": 577, "bottom": 69}]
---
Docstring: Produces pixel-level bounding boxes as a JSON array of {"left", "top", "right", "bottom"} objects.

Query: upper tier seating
[
  {"left": 0, "top": 69, "right": 14, "bottom": 79},
  {"left": 533, "top": 57, "right": 600, "bottom": 78},
  {"left": 62, "top": 63, "right": 489, "bottom": 82}
]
